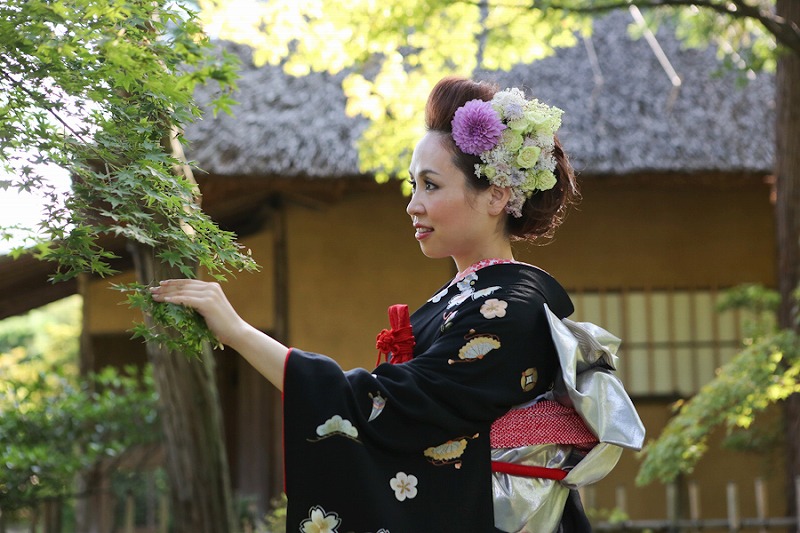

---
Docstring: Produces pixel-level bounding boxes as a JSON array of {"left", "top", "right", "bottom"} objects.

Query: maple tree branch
[{"left": 473, "top": 0, "right": 800, "bottom": 55}]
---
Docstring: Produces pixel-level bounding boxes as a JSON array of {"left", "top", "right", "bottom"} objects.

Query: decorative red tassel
[{"left": 375, "top": 304, "right": 415, "bottom": 365}]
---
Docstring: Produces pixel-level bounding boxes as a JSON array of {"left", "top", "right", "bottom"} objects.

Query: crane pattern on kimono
[{"left": 429, "top": 272, "right": 502, "bottom": 311}]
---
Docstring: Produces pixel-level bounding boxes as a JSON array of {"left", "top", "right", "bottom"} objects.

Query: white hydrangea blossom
[{"left": 471, "top": 88, "right": 563, "bottom": 217}]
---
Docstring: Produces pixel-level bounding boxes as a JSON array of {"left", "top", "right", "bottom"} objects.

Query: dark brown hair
[{"left": 424, "top": 76, "right": 579, "bottom": 241}]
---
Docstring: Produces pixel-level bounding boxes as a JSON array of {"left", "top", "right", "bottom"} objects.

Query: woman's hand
[
  {"left": 151, "top": 279, "right": 288, "bottom": 390},
  {"left": 150, "top": 279, "right": 245, "bottom": 347}
]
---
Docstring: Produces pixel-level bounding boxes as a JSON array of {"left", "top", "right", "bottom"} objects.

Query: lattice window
[{"left": 568, "top": 288, "right": 753, "bottom": 397}]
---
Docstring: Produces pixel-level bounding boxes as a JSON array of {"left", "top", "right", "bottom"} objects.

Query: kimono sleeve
[{"left": 283, "top": 284, "right": 560, "bottom": 454}]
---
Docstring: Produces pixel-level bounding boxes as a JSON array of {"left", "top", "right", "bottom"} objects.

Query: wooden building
[{"left": 0, "top": 12, "right": 781, "bottom": 526}]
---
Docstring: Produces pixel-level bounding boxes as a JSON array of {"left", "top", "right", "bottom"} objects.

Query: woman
[{"left": 152, "top": 77, "right": 637, "bottom": 532}]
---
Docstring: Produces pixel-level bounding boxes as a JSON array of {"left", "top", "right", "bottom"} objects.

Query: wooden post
[
  {"left": 794, "top": 475, "right": 800, "bottom": 533},
  {"left": 42, "top": 499, "right": 62, "bottom": 533},
  {"left": 125, "top": 491, "right": 135, "bottom": 533},
  {"left": 688, "top": 480, "right": 700, "bottom": 532},
  {"left": 271, "top": 197, "right": 289, "bottom": 501},
  {"left": 666, "top": 481, "right": 676, "bottom": 521},
  {"left": 579, "top": 485, "right": 596, "bottom": 513},
  {"left": 159, "top": 493, "right": 169, "bottom": 533},
  {"left": 726, "top": 482, "right": 740, "bottom": 532},
  {"left": 146, "top": 470, "right": 156, "bottom": 528},
  {"left": 754, "top": 477, "right": 767, "bottom": 533},
  {"left": 615, "top": 485, "right": 627, "bottom": 518},
  {"left": 30, "top": 505, "right": 38, "bottom": 533},
  {"left": 667, "top": 481, "right": 679, "bottom": 533}
]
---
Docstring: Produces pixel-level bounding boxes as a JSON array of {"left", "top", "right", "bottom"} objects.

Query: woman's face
[{"left": 406, "top": 132, "right": 507, "bottom": 271}]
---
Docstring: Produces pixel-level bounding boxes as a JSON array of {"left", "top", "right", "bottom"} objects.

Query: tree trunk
[
  {"left": 774, "top": 0, "right": 800, "bottom": 518},
  {"left": 130, "top": 245, "right": 237, "bottom": 533}
]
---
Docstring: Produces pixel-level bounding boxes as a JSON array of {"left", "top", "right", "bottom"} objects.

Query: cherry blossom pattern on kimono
[
  {"left": 389, "top": 472, "right": 418, "bottom": 501},
  {"left": 300, "top": 506, "right": 340, "bottom": 533}
]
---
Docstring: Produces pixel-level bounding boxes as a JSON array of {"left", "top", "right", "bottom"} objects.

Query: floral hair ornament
[{"left": 451, "top": 88, "right": 564, "bottom": 218}]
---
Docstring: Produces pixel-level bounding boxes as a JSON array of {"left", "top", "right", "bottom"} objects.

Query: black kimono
[{"left": 283, "top": 262, "right": 575, "bottom": 532}]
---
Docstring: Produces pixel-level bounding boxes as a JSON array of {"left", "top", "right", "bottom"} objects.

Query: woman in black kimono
[{"left": 152, "top": 77, "right": 642, "bottom": 532}]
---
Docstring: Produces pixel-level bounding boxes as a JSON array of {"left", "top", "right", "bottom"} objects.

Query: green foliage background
[
  {"left": 0, "top": 297, "right": 161, "bottom": 513},
  {"left": 637, "top": 285, "right": 800, "bottom": 485}
]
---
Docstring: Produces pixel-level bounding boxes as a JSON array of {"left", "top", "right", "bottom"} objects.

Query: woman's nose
[{"left": 406, "top": 193, "right": 423, "bottom": 217}]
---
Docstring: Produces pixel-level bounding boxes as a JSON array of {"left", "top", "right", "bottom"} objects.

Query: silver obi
[{"left": 492, "top": 304, "right": 646, "bottom": 533}]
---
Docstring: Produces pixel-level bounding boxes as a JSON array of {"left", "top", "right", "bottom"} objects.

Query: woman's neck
[
  {"left": 450, "top": 257, "right": 520, "bottom": 286},
  {"left": 453, "top": 249, "right": 515, "bottom": 277}
]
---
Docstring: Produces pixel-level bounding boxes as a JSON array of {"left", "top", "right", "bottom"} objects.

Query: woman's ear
[{"left": 487, "top": 185, "right": 512, "bottom": 216}]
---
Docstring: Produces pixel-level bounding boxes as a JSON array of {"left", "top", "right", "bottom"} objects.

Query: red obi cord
[
  {"left": 491, "top": 461, "right": 567, "bottom": 481},
  {"left": 375, "top": 304, "right": 415, "bottom": 365}
]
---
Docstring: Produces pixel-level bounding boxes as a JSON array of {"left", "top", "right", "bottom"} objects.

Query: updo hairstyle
[{"left": 424, "top": 76, "right": 579, "bottom": 241}]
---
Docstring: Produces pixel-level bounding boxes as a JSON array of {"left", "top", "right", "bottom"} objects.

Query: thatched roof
[
  {"left": 186, "top": 11, "right": 775, "bottom": 179},
  {"left": 187, "top": 61, "right": 366, "bottom": 179}
]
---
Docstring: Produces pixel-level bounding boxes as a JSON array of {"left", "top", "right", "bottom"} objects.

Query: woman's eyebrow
[{"left": 410, "top": 168, "right": 440, "bottom": 178}]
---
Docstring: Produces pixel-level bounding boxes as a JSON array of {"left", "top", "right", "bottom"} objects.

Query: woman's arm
[{"left": 150, "top": 279, "right": 287, "bottom": 391}]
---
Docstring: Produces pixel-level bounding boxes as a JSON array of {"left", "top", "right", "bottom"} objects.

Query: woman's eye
[{"left": 407, "top": 176, "right": 436, "bottom": 192}]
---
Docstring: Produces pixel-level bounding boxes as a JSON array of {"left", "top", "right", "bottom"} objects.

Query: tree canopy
[
  {"left": 0, "top": 0, "right": 259, "bottom": 355},
  {"left": 2, "top": 3, "right": 252, "bottom": 528}
]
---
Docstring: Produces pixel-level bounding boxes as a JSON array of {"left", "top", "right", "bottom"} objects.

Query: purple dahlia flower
[{"left": 451, "top": 99, "right": 505, "bottom": 156}]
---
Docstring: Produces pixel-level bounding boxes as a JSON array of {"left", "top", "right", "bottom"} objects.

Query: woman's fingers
[
  {"left": 148, "top": 279, "right": 286, "bottom": 389},
  {"left": 152, "top": 280, "right": 217, "bottom": 303},
  {"left": 150, "top": 280, "right": 226, "bottom": 312},
  {"left": 149, "top": 280, "right": 244, "bottom": 344}
]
